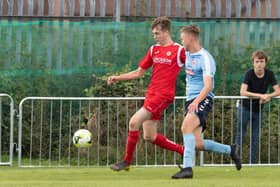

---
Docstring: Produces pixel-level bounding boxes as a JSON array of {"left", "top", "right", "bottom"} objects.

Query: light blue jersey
[{"left": 185, "top": 48, "right": 216, "bottom": 101}]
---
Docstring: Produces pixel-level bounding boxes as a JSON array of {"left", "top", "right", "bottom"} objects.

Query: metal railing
[
  {"left": 17, "top": 96, "right": 280, "bottom": 167},
  {"left": 0, "top": 93, "right": 14, "bottom": 166},
  {"left": 0, "top": 0, "right": 280, "bottom": 20}
]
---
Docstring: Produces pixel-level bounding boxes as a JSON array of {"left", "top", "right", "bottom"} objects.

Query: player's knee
[
  {"left": 195, "top": 139, "right": 204, "bottom": 150},
  {"left": 181, "top": 125, "right": 190, "bottom": 134},
  {"left": 129, "top": 118, "right": 140, "bottom": 130},
  {"left": 143, "top": 134, "right": 154, "bottom": 142}
]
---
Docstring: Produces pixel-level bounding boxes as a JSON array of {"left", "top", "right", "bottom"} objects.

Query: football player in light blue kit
[{"left": 172, "top": 25, "right": 242, "bottom": 179}]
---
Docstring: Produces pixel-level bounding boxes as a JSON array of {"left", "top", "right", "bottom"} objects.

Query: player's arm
[
  {"left": 261, "top": 84, "right": 280, "bottom": 103},
  {"left": 240, "top": 83, "right": 279, "bottom": 104},
  {"left": 268, "top": 84, "right": 280, "bottom": 97},
  {"left": 188, "top": 75, "right": 212, "bottom": 113},
  {"left": 261, "top": 72, "right": 280, "bottom": 102},
  {"left": 240, "top": 83, "right": 263, "bottom": 98},
  {"left": 107, "top": 67, "right": 146, "bottom": 85}
]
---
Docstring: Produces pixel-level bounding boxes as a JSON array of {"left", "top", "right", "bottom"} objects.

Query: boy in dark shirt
[{"left": 235, "top": 50, "right": 280, "bottom": 163}]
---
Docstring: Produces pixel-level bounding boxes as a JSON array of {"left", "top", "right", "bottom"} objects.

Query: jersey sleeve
[
  {"left": 269, "top": 70, "right": 278, "bottom": 86},
  {"left": 243, "top": 71, "right": 251, "bottom": 84},
  {"left": 178, "top": 47, "right": 186, "bottom": 66},
  {"left": 138, "top": 47, "right": 153, "bottom": 70},
  {"left": 202, "top": 56, "right": 215, "bottom": 77}
]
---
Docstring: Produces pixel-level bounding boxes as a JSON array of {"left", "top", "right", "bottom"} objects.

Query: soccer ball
[{"left": 72, "top": 129, "right": 92, "bottom": 148}]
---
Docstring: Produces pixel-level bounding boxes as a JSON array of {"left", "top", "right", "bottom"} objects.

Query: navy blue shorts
[{"left": 185, "top": 96, "right": 213, "bottom": 132}]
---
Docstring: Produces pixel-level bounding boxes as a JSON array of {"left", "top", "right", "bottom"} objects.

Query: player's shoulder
[
  {"left": 200, "top": 48, "right": 213, "bottom": 57},
  {"left": 173, "top": 42, "right": 183, "bottom": 47},
  {"left": 199, "top": 48, "right": 215, "bottom": 63},
  {"left": 265, "top": 68, "right": 275, "bottom": 75},
  {"left": 244, "top": 69, "right": 254, "bottom": 77},
  {"left": 246, "top": 69, "right": 254, "bottom": 74}
]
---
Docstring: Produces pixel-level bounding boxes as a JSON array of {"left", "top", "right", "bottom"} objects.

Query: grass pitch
[{"left": 0, "top": 166, "right": 279, "bottom": 187}]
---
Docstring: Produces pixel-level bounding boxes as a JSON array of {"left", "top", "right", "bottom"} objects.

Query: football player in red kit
[{"left": 107, "top": 16, "right": 185, "bottom": 171}]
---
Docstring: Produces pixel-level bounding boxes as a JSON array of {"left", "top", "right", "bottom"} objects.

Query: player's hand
[
  {"left": 107, "top": 76, "right": 119, "bottom": 85},
  {"left": 259, "top": 94, "right": 271, "bottom": 104},
  {"left": 188, "top": 101, "right": 199, "bottom": 113}
]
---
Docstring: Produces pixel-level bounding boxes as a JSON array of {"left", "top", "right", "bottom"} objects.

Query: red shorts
[{"left": 143, "top": 92, "right": 173, "bottom": 120}]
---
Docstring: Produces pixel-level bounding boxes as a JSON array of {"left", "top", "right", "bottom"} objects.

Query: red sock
[
  {"left": 152, "top": 133, "right": 184, "bottom": 155},
  {"left": 124, "top": 130, "right": 139, "bottom": 164}
]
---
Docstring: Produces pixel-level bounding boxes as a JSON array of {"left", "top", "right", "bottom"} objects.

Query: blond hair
[{"left": 180, "top": 25, "right": 200, "bottom": 38}]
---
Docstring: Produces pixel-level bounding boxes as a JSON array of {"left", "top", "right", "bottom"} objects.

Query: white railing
[
  {"left": 17, "top": 96, "right": 280, "bottom": 167},
  {"left": 0, "top": 93, "right": 14, "bottom": 166}
]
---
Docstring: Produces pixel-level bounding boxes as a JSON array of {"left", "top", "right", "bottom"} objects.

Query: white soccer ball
[{"left": 73, "top": 129, "right": 92, "bottom": 148}]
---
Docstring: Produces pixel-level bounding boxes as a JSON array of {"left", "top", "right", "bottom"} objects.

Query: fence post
[
  {"left": 146, "top": 0, "right": 151, "bottom": 17},
  {"left": 59, "top": 0, "right": 64, "bottom": 17},
  {"left": 175, "top": 0, "right": 181, "bottom": 17},
  {"left": 277, "top": 0, "right": 280, "bottom": 18},
  {"left": 265, "top": 0, "right": 271, "bottom": 18},
  {"left": 246, "top": 0, "right": 252, "bottom": 17},
  {"left": 7, "top": 0, "right": 14, "bottom": 16},
  {"left": 155, "top": 0, "right": 161, "bottom": 17},
  {"left": 195, "top": 0, "right": 201, "bottom": 17},
  {"left": 235, "top": 0, "right": 241, "bottom": 18},
  {"left": 115, "top": 0, "right": 120, "bottom": 22},
  {"left": 226, "top": 0, "right": 231, "bottom": 18},
  {"left": 80, "top": 0, "right": 85, "bottom": 16},
  {"left": 0, "top": 0, "right": 3, "bottom": 16},
  {"left": 38, "top": 0, "right": 44, "bottom": 16},
  {"left": 48, "top": 0, "right": 54, "bottom": 16},
  {"left": 68, "top": 0, "right": 75, "bottom": 17},
  {"left": 28, "top": 0, "right": 33, "bottom": 16},
  {"left": 206, "top": 0, "right": 211, "bottom": 18},
  {"left": 215, "top": 0, "right": 221, "bottom": 17},
  {"left": 100, "top": 0, "right": 105, "bottom": 17},
  {"left": 165, "top": 0, "right": 170, "bottom": 17},
  {"left": 256, "top": 0, "right": 261, "bottom": 18},
  {"left": 89, "top": 0, "right": 95, "bottom": 17}
]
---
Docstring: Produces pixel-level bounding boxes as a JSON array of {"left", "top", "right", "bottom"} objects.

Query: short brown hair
[
  {"left": 251, "top": 50, "right": 268, "bottom": 63},
  {"left": 151, "top": 16, "right": 171, "bottom": 31},
  {"left": 180, "top": 25, "right": 200, "bottom": 38}
]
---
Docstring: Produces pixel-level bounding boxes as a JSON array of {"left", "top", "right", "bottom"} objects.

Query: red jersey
[{"left": 139, "top": 43, "right": 186, "bottom": 99}]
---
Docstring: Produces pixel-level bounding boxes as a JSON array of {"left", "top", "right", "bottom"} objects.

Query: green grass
[{"left": 0, "top": 166, "right": 279, "bottom": 187}]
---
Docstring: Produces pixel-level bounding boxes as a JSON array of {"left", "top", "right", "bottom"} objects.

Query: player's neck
[
  {"left": 161, "top": 38, "right": 173, "bottom": 46},
  {"left": 189, "top": 43, "right": 201, "bottom": 53},
  {"left": 254, "top": 69, "right": 265, "bottom": 78}
]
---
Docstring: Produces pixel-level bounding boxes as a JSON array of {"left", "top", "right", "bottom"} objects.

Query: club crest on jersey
[
  {"left": 166, "top": 51, "right": 171, "bottom": 56},
  {"left": 191, "top": 59, "right": 197, "bottom": 66},
  {"left": 186, "top": 68, "right": 195, "bottom": 75}
]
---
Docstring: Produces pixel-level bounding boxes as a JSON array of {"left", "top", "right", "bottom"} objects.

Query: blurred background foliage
[{"left": 0, "top": 20, "right": 279, "bottom": 103}]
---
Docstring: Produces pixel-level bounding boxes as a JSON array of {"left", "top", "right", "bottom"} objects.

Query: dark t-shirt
[{"left": 241, "top": 69, "right": 278, "bottom": 112}]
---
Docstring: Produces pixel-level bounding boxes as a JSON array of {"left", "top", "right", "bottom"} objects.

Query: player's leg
[
  {"left": 143, "top": 120, "right": 183, "bottom": 155},
  {"left": 110, "top": 107, "right": 151, "bottom": 171},
  {"left": 202, "top": 138, "right": 242, "bottom": 170},
  {"left": 202, "top": 119, "right": 242, "bottom": 170},
  {"left": 143, "top": 95, "right": 184, "bottom": 154},
  {"left": 250, "top": 111, "right": 261, "bottom": 164},
  {"left": 172, "top": 113, "right": 200, "bottom": 179},
  {"left": 235, "top": 106, "right": 250, "bottom": 153},
  {"left": 173, "top": 96, "right": 215, "bottom": 179}
]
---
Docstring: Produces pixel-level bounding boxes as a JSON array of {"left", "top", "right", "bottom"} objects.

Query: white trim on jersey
[
  {"left": 150, "top": 46, "right": 154, "bottom": 57},
  {"left": 174, "top": 43, "right": 184, "bottom": 68},
  {"left": 200, "top": 49, "right": 212, "bottom": 76}
]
